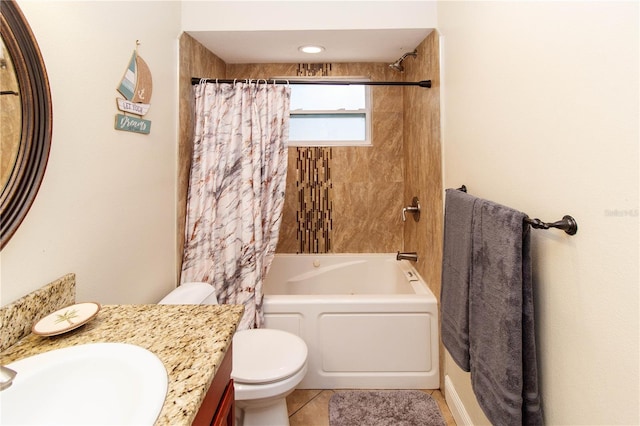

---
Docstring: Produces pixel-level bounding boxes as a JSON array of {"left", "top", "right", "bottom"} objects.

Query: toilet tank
[{"left": 158, "top": 282, "right": 218, "bottom": 305}]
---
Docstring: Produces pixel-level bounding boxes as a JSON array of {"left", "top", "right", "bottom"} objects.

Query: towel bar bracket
[{"left": 525, "top": 215, "right": 578, "bottom": 235}]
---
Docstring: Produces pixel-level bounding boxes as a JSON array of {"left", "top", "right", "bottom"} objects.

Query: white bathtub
[{"left": 262, "top": 253, "right": 439, "bottom": 389}]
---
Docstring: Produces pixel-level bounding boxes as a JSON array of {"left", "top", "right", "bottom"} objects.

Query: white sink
[{"left": 0, "top": 342, "right": 168, "bottom": 425}]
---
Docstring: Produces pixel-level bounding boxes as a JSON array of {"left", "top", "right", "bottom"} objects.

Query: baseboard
[{"left": 444, "top": 375, "right": 473, "bottom": 426}]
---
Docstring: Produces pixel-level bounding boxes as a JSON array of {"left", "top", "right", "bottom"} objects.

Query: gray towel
[
  {"left": 440, "top": 188, "right": 477, "bottom": 372},
  {"left": 469, "top": 198, "right": 543, "bottom": 426}
]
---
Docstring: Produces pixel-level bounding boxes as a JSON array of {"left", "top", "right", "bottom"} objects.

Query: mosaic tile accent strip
[
  {"left": 296, "top": 147, "right": 333, "bottom": 253},
  {"left": 0, "top": 273, "right": 76, "bottom": 352},
  {"left": 293, "top": 63, "right": 334, "bottom": 254},
  {"left": 297, "top": 63, "right": 332, "bottom": 77}
]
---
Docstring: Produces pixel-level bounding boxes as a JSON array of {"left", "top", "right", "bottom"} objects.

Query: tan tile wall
[
  {"left": 401, "top": 31, "right": 444, "bottom": 387},
  {"left": 403, "top": 32, "right": 443, "bottom": 301},
  {"left": 331, "top": 63, "right": 405, "bottom": 253}
]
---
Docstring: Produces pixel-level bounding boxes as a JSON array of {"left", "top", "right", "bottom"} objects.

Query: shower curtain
[{"left": 181, "top": 81, "right": 291, "bottom": 330}]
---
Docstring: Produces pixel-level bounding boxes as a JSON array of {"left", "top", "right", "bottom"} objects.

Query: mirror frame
[{"left": 0, "top": 0, "right": 51, "bottom": 249}]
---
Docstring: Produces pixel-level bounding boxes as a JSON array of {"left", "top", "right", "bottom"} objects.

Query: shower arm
[
  {"left": 399, "top": 50, "right": 418, "bottom": 62},
  {"left": 389, "top": 50, "right": 418, "bottom": 71}
]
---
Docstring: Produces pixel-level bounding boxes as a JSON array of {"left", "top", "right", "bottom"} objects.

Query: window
[{"left": 285, "top": 77, "right": 372, "bottom": 147}]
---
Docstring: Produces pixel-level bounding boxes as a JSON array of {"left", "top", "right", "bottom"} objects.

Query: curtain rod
[
  {"left": 191, "top": 77, "right": 431, "bottom": 88},
  {"left": 457, "top": 185, "right": 578, "bottom": 235}
]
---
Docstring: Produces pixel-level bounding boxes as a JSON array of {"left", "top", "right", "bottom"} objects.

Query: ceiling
[{"left": 187, "top": 28, "right": 434, "bottom": 64}]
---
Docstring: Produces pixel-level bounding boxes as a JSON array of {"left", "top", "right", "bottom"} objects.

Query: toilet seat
[{"left": 232, "top": 329, "right": 307, "bottom": 384}]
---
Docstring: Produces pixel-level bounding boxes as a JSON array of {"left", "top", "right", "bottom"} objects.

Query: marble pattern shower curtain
[{"left": 181, "top": 81, "right": 290, "bottom": 330}]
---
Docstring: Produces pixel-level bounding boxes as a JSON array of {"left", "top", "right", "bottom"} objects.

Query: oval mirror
[{"left": 0, "top": 0, "right": 52, "bottom": 249}]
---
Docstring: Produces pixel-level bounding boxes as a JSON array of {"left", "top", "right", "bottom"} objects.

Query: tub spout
[{"left": 396, "top": 251, "right": 418, "bottom": 262}]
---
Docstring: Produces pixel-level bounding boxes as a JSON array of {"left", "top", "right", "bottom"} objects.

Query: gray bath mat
[{"left": 329, "top": 390, "right": 446, "bottom": 426}]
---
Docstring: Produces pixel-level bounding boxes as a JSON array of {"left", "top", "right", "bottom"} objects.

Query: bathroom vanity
[
  {"left": 193, "top": 346, "right": 235, "bottom": 426},
  {"left": 0, "top": 277, "right": 243, "bottom": 425}
]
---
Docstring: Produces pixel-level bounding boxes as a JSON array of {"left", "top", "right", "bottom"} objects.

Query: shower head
[{"left": 389, "top": 50, "right": 418, "bottom": 72}]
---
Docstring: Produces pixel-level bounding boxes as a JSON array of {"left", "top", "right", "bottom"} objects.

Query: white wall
[
  {"left": 438, "top": 1, "right": 639, "bottom": 425},
  {"left": 182, "top": 0, "right": 437, "bottom": 31},
  {"left": 0, "top": 1, "right": 181, "bottom": 306}
]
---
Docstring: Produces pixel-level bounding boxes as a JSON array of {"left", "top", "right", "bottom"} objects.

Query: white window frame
[{"left": 281, "top": 76, "right": 372, "bottom": 147}]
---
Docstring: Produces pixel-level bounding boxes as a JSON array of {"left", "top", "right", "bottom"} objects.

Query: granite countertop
[{"left": 0, "top": 304, "right": 244, "bottom": 425}]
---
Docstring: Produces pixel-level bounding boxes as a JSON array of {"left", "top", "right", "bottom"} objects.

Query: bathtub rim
[{"left": 266, "top": 253, "right": 436, "bottom": 299}]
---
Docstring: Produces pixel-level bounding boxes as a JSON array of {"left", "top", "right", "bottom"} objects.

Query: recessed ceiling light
[{"left": 299, "top": 45, "right": 325, "bottom": 54}]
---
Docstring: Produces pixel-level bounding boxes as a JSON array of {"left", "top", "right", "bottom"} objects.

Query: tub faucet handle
[{"left": 402, "top": 197, "right": 421, "bottom": 222}]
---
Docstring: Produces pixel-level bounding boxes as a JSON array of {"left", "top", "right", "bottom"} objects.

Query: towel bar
[{"left": 456, "top": 185, "right": 578, "bottom": 235}]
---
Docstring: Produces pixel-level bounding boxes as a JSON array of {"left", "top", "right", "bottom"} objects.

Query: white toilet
[{"left": 158, "top": 282, "right": 308, "bottom": 426}]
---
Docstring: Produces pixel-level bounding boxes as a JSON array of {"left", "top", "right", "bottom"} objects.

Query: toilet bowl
[
  {"left": 158, "top": 282, "right": 308, "bottom": 426},
  {"left": 233, "top": 328, "right": 307, "bottom": 426}
]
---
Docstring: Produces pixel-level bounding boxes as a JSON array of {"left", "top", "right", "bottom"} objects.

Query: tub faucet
[
  {"left": 396, "top": 251, "right": 418, "bottom": 262},
  {"left": 402, "top": 197, "right": 421, "bottom": 222}
]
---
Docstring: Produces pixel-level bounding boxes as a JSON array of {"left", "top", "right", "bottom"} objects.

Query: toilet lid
[{"left": 231, "top": 329, "right": 307, "bottom": 384}]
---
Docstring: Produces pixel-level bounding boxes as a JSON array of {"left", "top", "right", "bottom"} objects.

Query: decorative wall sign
[
  {"left": 116, "top": 98, "right": 150, "bottom": 116},
  {"left": 115, "top": 113, "right": 151, "bottom": 134},
  {"left": 115, "top": 41, "right": 152, "bottom": 134}
]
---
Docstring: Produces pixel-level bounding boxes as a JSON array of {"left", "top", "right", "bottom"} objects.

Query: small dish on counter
[{"left": 32, "top": 302, "right": 101, "bottom": 336}]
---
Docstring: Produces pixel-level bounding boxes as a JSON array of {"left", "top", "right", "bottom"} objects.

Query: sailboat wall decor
[{"left": 115, "top": 43, "right": 152, "bottom": 134}]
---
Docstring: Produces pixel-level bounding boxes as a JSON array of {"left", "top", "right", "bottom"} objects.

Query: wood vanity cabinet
[{"left": 192, "top": 345, "right": 235, "bottom": 426}]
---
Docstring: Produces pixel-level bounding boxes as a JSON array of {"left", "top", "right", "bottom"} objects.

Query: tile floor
[{"left": 286, "top": 389, "right": 456, "bottom": 425}]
